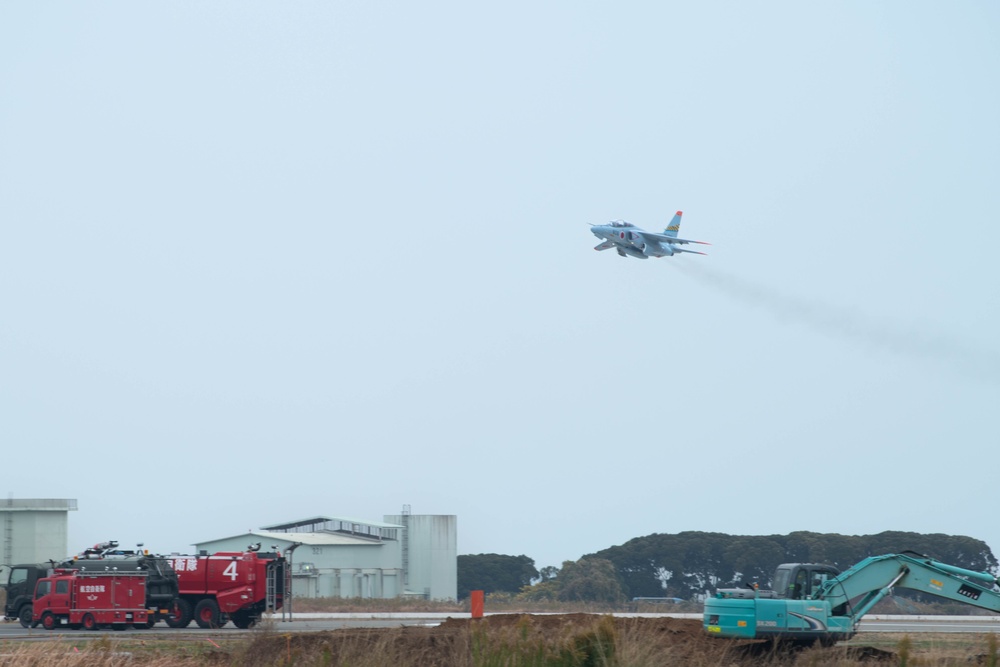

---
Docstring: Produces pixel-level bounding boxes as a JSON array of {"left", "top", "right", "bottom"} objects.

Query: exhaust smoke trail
[{"left": 671, "top": 261, "right": 1000, "bottom": 383}]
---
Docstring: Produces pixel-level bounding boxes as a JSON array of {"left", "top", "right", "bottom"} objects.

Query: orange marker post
[{"left": 471, "top": 590, "right": 484, "bottom": 619}]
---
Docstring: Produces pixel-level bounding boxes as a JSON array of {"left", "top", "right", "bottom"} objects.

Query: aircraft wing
[
  {"left": 593, "top": 240, "right": 616, "bottom": 251},
  {"left": 637, "top": 231, "right": 711, "bottom": 246}
]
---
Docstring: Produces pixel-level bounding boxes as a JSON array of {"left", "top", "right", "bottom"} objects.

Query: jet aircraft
[{"left": 591, "top": 211, "right": 710, "bottom": 259}]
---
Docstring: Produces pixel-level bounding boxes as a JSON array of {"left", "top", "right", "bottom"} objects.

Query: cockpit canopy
[{"left": 608, "top": 220, "right": 634, "bottom": 228}]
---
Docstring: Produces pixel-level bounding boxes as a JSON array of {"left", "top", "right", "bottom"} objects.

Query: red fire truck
[
  {"left": 32, "top": 569, "right": 149, "bottom": 631},
  {"left": 165, "top": 548, "right": 287, "bottom": 629}
]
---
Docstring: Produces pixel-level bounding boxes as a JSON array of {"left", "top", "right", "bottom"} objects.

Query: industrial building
[
  {"left": 1, "top": 498, "right": 78, "bottom": 565},
  {"left": 193, "top": 509, "right": 457, "bottom": 601}
]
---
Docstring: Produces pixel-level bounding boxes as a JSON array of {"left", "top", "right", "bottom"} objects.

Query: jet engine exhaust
[{"left": 671, "top": 261, "right": 1000, "bottom": 383}]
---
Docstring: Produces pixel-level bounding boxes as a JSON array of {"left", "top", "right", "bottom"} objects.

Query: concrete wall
[
  {"left": 1, "top": 499, "right": 77, "bottom": 565},
  {"left": 302, "top": 568, "right": 402, "bottom": 598},
  {"left": 291, "top": 567, "right": 403, "bottom": 599},
  {"left": 385, "top": 514, "right": 457, "bottom": 601}
]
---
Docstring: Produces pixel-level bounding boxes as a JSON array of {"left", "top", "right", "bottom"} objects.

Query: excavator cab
[{"left": 772, "top": 563, "right": 840, "bottom": 600}]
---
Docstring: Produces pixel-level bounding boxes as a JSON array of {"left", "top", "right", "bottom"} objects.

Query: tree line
[{"left": 458, "top": 531, "right": 997, "bottom": 602}]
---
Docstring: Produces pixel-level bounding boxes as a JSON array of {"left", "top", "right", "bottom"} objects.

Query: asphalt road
[{"left": 858, "top": 618, "right": 1000, "bottom": 633}]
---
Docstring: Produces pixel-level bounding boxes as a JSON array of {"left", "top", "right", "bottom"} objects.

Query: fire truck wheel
[
  {"left": 194, "top": 599, "right": 221, "bottom": 629},
  {"left": 82, "top": 613, "right": 99, "bottom": 631},
  {"left": 41, "top": 613, "right": 57, "bottom": 630},
  {"left": 17, "top": 606, "right": 33, "bottom": 628},
  {"left": 166, "top": 599, "right": 193, "bottom": 628},
  {"left": 230, "top": 611, "right": 256, "bottom": 629}
]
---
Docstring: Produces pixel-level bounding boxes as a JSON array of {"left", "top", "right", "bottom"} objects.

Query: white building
[
  {"left": 1, "top": 498, "right": 78, "bottom": 565},
  {"left": 192, "top": 512, "right": 457, "bottom": 601}
]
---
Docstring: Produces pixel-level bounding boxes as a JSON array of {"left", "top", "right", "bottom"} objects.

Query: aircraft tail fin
[{"left": 664, "top": 211, "right": 682, "bottom": 238}]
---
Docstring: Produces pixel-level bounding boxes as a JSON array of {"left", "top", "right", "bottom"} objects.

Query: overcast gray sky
[{"left": 3, "top": 2, "right": 998, "bottom": 571}]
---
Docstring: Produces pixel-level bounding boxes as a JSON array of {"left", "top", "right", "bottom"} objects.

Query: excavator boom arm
[{"left": 819, "top": 553, "right": 1000, "bottom": 623}]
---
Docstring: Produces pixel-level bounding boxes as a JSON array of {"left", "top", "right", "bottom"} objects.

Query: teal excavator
[{"left": 704, "top": 552, "right": 1000, "bottom": 645}]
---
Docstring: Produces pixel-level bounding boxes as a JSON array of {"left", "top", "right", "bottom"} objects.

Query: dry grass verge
[{"left": 3, "top": 615, "right": 999, "bottom": 666}]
